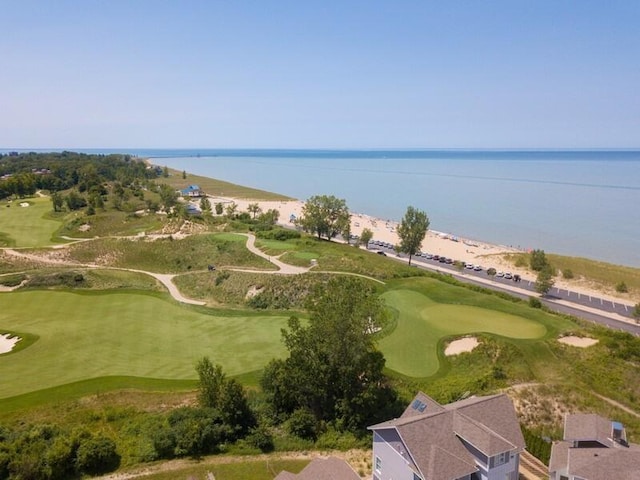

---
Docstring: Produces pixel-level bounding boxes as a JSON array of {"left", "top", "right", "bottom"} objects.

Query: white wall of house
[
  {"left": 372, "top": 432, "right": 422, "bottom": 480},
  {"left": 482, "top": 452, "right": 520, "bottom": 480}
]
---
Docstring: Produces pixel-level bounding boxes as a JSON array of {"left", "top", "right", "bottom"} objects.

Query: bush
[
  {"left": 616, "top": 281, "right": 628, "bottom": 293},
  {"left": 562, "top": 269, "right": 574, "bottom": 279},
  {"left": 75, "top": 436, "right": 120, "bottom": 475},
  {"left": 246, "top": 425, "right": 274, "bottom": 452},
  {"left": 529, "top": 296, "right": 542, "bottom": 309},
  {"left": 287, "top": 408, "right": 318, "bottom": 441},
  {"left": 256, "top": 228, "right": 301, "bottom": 241}
]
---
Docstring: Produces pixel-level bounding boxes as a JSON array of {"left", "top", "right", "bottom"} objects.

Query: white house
[{"left": 368, "top": 392, "right": 525, "bottom": 480}]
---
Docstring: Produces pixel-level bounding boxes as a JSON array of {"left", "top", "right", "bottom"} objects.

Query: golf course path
[{"left": 238, "top": 233, "right": 311, "bottom": 275}]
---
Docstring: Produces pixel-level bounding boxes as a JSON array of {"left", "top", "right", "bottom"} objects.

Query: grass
[
  {"left": 120, "top": 458, "right": 309, "bottom": 480},
  {"left": 158, "top": 167, "right": 293, "bottom": 201},
  {"left": 379, "top": 284, "right": 547, "bottom": 377},
  {"left": 59, "top": 209, "right": 165, "bottom": 238},
  {"left": 0, "top": 290, "right": 291, "bottom": 399},
  {"left": 0, "top": 196, "right": 64, "bottom": 247},
  {"left": 64, "top": 233, "right": 275, "bottom": 273}
]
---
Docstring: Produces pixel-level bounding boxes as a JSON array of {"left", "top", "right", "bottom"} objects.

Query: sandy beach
[{"left": 204, "top": 195, "right": 636, "bottom": 309}]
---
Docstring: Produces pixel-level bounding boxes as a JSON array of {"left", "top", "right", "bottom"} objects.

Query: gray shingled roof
[
  {"left": 274, "top": 456, "right": 360, "bottom": 480},
  {"left": 369, "top": 392, "right": 525, "bottom": 480},
  {"left": 563, "top": 413, "right": 614, "bottom": 446}
]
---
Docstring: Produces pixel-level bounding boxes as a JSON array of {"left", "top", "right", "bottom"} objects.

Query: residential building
[
  {"left": 549, "top": 413, "right": 640, "bottom": 480},
  {"left": 179, "top": 184, "right": 202, "bottom": 197},
  {"left": 368, "top": 391, "right": 525, "bottom": 480}
]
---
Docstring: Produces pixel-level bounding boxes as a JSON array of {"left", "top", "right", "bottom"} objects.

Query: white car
[
  {"left": 496, "top": 271, "right": 504, "bottom": 277},
  {"left": 504, "top": 272, "right": 513, "bottom": 279}
]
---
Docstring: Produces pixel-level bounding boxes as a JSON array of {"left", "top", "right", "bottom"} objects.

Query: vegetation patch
[{"left": 0, "top": 196, "right": 63, "bottom": 247}]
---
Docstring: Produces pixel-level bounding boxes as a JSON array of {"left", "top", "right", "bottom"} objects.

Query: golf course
[{"left": 0, "top": 196, "right": 64, "bottom": 247}]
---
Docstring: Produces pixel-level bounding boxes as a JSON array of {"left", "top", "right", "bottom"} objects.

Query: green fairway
[
  {"left": 0, "top": 290, "right": 289, "bottom": 399},
  {"left": 0, "top": 196, "right": 62, "bottom": 247},
  {"left": 379, "top": 289, "right": 546, "bottom": 377}
]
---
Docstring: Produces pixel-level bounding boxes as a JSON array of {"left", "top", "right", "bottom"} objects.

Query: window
[
  {"left": 413, "top": 473, "right": 422, "bottom": 480},
  {"left": 375, "top": 456, "right": 382, "bottom": 473},
  {"left": 494, "top": 451, "right": 508, "bottom": 466}
]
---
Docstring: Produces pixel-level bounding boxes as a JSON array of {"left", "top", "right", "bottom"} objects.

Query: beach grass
[
  {"left": 64, "top": 233, "right": 275, "bottom": 273},
  {"left": 158, "top": 167, "right": 293, "bottom": 201},
  {"left": 0, "top": 290, "right": 290, "bottom": 399},
  {"left": 0, "top": 196, "right": 64, "bottom": 247},
  {"left": 379, "top": 284, "right": 547, "bottom": 377}
]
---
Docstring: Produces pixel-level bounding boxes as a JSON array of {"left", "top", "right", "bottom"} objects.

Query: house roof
[
  {"left": 564, "top": 413, "right": 615, "bottom": 446},
  {"left": 550, "top": 413, "right": 640, "bottom": 480},
  {"left": 274, "top": 456, "right": 360, "bottom": 480},
  {"left": 369, "top": 392, "right": 525, "bottom": 480}
]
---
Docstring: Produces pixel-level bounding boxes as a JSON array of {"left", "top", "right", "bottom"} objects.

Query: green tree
[
  {"left": 396, "top": 206, "right": 430, "bottom": 266},
  {"left": 487, "top": 267, "right": 497, "bottom": 278},
  {"left": 215, "top": 202, "right": 224, "bottom": 215},
  {"left": 261, "top": 277, "right": 398, "bottom": 431},
  {"left": 297, "top": 195, "right": 350, "bottom": 240},
  {"left": 200, "top": 197, "right": 212, "bottom": 214},
  {"left": 225, "top": 202, "right": 238, "bottom": 218},
  {"left": 163, "top": 166, "right": 169, "bottom": 178},
  {"left": 182, "top": 170, "right": 187, "bottom": 179},
  {"left": 535, "top": 266, "right": 555, "bottom": 295},
  {"left": 530, "top": 249, "right": 549, "bottom": 271},
  {"left": 616, "top": 281, "right": 629, "bottom": 293},
  {"left": 64, "top": 190, "right": 87, "bottom": 211},
  {"left": 632, "top": 303, "right": 640, "bottom": 323},
  {"left": 360, "top": 228, "right": 373, "bottom": 248},
  {"left": 75, "top": 436, "right": 120, "bottom": 475},
  {"left": 51, "top": 191, "right": 64, "bottom": 212},
  {"left": 247, "top": 202, "right": 262, "bottom": 219},
  {"left": 158, "top": 184, "right": 178, "bottom": 210}
]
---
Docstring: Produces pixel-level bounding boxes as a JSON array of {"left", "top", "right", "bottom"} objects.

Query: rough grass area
[
  {"left": 59, "top": 210, "right": 165, "bottom": 238},
  {"left": 21, "top": 268, "right": 164, "bottom": 292},
  {"left": 64, "top": 233, "right": 275, "bottom": 273},
  {"left": 158, "top": 167, "right": 292, "bottom": 201},
  {"left": 255, "top": 237, "right": 420, "bottom": 279},
  {"left": 174, "top": 271, "right": 341, "bottom": 309},
  {"left": 0, "top": 196, "right": 64, "bottom": 247},
  {"left": 379, "top": 285, "right": 547, "bottom": 377},
  {"left": 0, "top": 290, "right": 290, "bottom": 399}
]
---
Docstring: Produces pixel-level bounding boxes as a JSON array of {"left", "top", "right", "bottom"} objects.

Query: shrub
[
  {"left": 246, "top": 425, "right": 274, "bottom": 452},
  {"left": 616, "top": 281, "right": 628, "bottom": 293},
  {"left": 529, "top": 296, "right": 542, "bottom": 309},
  {"left": 562, "top": 269, "right": 574, "bottom": 279},
  {"left": 75, "top": 436, "right": 120, "bottom": 475},
  {"left": 530, "top": 249, "right": 549, "bottom": 271},
  {"left": 256, "top": 228, "right": 301, "bottom": 241},
  {"left": 287, "top": 408, "right": 318, "bottom": 441}
]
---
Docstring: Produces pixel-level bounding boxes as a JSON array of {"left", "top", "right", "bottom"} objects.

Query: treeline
[{"left": 0, "top": 151, "right": 157, "bottom": 200}]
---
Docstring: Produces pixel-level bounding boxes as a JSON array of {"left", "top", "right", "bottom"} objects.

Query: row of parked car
[{"left": 369, "top": 239, "right": 521, "bottom": 281}]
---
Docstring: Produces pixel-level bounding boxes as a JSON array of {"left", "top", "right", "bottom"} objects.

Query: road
[{"left": 367, "top": 242, "right": 640, "bottom": 336}]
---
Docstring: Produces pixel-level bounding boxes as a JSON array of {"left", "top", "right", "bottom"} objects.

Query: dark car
[{"left": 377, "top": 251, "right": 387, "bottom": 256}]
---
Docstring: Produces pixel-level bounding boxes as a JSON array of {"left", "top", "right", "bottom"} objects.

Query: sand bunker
[
  {"left": 0, "top": 333, "right": 21, "bottom": 354},
  {"left": 19, "top": 202, "right": 29, "bottom": 207},
  {"left": 558, "top": 336, "right": 599, "bottom": 348},
  {"left": 445, "top": 336, "right": 479, "bottom": 356}
]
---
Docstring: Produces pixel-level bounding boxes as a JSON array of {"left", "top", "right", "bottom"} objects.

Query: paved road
[{"left": 366, "top": 242, "right": 640, "bottom": 336}]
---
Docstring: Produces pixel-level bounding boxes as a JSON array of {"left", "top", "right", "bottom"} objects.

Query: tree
[
  {"left": 360, "top": 228, "right": 373, "bottom": 248},
  {"left": 163, "top": 166, "right": 169, "bottom": 178},
  {"left": 396, "top": 206, "right": 430, "bottom": 266},
  {"left": 530, "top": 249, "right": 549, "bottom": 271},
  {"left": 535, "top": 266, "right": 555, "bottom": 295},
  {"left": 200, "top": 197, "right": 212, "bottom": 214},
  {"left": 51, "top": 191, "right": 64, "bottom": 212},
  {"left": 215, "top": 202, "right": 224, "bottom": 215},
  {"left": 225, "top": 202, "right": 238, "bottom": 218},
  {"left": 297, "top": 195, "right": 350, "bottom": 240},
  {"left": 182, "top": 170, "right": 187, "bottom": 179},
  {"left": 487, "top": 267, "right": 497, "bottom": 278},
  {"left": 247, "top": 202, "right": 262, "bottom": 219},
  {"left": 158, "top": 184, "right": 178, "bottom": 210},
  {"left": 261, "top": 277, "right": 398, "bottom": 431},
  {"left": 633, "top": 303, "right": 640, "bottom": 323}
]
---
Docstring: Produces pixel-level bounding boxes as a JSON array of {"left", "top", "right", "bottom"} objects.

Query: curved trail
[{"left": 2, "top": 233, "right": 384, "bottom": 305}]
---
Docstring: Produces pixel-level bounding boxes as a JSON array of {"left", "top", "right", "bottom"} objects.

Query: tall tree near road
[
  {"left": 535, "top": 266, "right": 555, "bottom": 295},
  {"left": 397, "top": 206, "right": 430, "bottom": 266},
  {"left": 297, "top": 194, "right": 350, "bottom": 240}
]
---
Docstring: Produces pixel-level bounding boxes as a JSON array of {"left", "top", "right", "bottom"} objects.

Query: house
[
  {"left": 549, "top": 413, "right": 640, "bottom": 480},
  {"left": 368, "top": 392, "right": 525, "bottom": 480},
  {"left": 274, "top": 456, "right": 360, "bottom": 480},
  {"left": 179, "top": 184, "right": 202, "bottom": 197}
]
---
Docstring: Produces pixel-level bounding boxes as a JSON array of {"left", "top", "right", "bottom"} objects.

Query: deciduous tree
[
  {"left": 297, "top": 195, "right": 350, "bottom": 240},
  {"left": 397, "top": 206, "right": 429, "bottom": 266},
  {"left": 535, "top": 266, "right": 555, "bottom": 295},
  {"left": 360, "top": 228, "right": 373, "bottom": 248}
]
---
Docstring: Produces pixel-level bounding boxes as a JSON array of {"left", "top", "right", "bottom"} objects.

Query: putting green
[
  {"left": 0, "top": 291, "right": 289, "bottom": 399},
  {"left": 379, "top": 289, "right": 546, "bottom": 377},
  {"left": 0, "top": 196, "right": 62, "bottom": 247}
]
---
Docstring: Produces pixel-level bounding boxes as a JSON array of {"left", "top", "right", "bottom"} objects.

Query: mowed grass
[
  {"left": 0, "top": 290, "right": 290, "bottom": 399},
  {"left": 379, "top": 287, "right": 547, "bottom": 378},
  {"left": 0, "top": 196, "right": 63, "bottom": 247}
]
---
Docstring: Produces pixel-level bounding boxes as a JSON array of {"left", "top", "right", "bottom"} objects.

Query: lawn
[
  {"left": 0, "top": 196, "right": 63, "bottom": 247},
  {"left": 0, "top": 290, "right": 290, "bottom": 399},
  {"left": 379, "top": 287, "right": 547, "bottom": 377}
]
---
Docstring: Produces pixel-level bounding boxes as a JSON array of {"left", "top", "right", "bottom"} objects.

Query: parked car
[
  {"left": 504, "top": 272, "right": 513, "bottom": 279},
  {"left": 496, "top": 271, "right": 504, "bottom": 277},
  {"left": 377, "top": 251, "right": 387, "bottom": 256},
  {"left": 473, "top": 265, "right": 483, "bottom": 271}
]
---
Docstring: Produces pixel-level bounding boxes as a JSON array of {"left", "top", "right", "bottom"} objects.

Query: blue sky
[{"left": 2, "top": 1, "right": 639, "bottom": 148}]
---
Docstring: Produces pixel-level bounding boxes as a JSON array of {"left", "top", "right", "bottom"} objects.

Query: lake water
[{"left": 4, "top": 148, "right": 640, "bottom": 267}]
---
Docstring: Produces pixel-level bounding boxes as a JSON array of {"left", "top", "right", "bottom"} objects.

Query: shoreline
[{"left": 202, "top": 194, "right": 637, "bottom": 309}]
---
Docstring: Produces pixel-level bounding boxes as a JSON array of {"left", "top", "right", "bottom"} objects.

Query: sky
[{"left": 1, "top": 1, "right": 639, "bottom": 149}]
